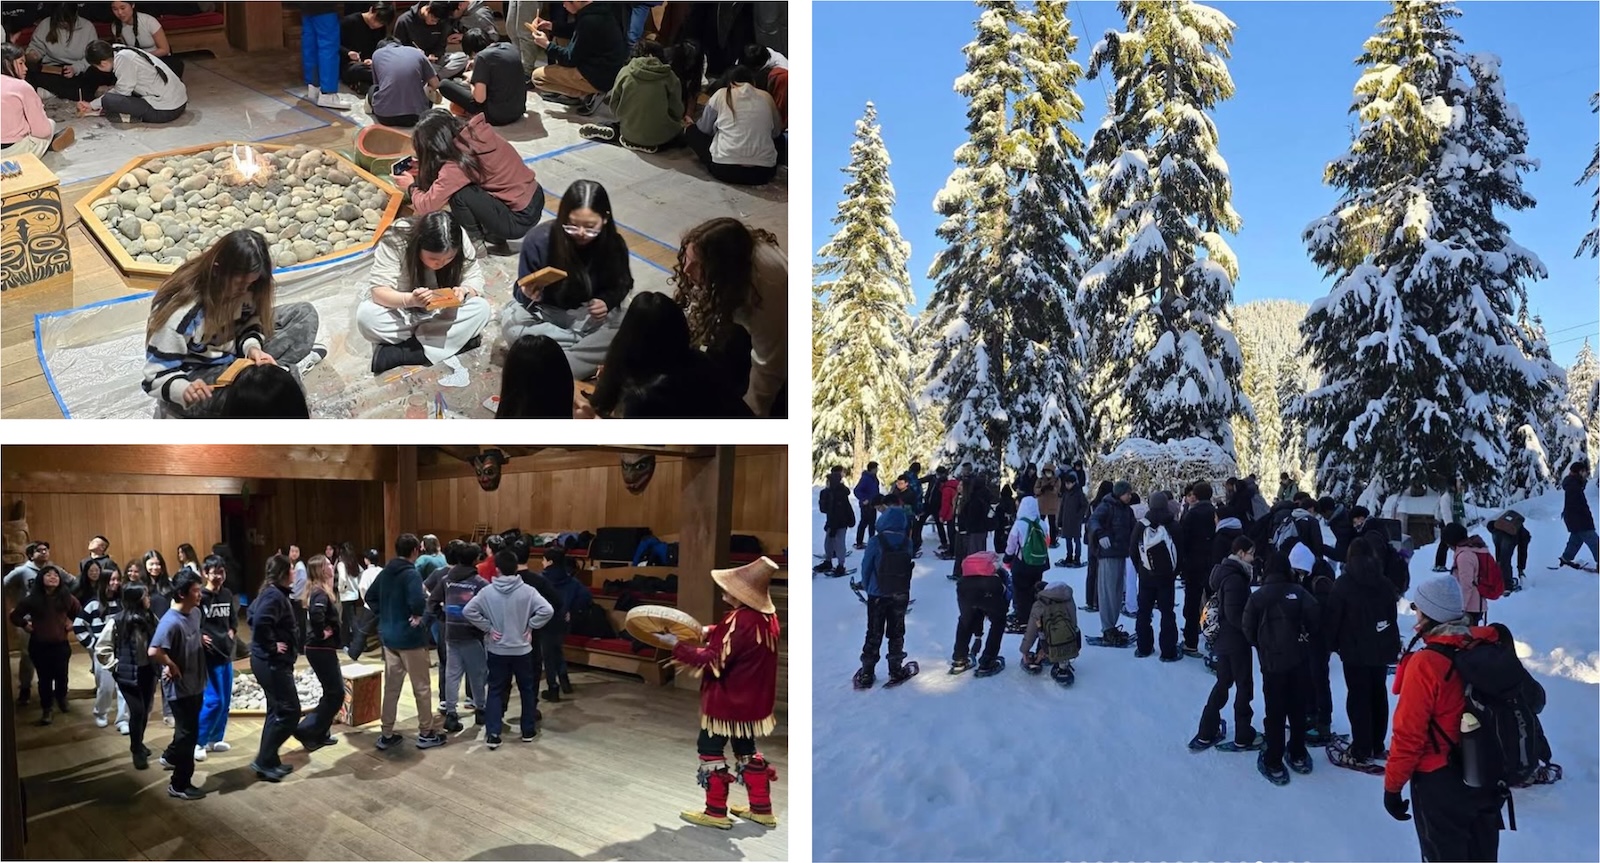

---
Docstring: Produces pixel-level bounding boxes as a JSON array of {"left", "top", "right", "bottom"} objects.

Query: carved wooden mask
[
  {"left": 472, "top": 449, "right": 507, "bottom": 491},
  {"left": 621, "top": 454, "right": 656, "bottom": 494}
]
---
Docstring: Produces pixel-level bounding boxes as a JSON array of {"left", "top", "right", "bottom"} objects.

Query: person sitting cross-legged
[
  {"left": 357, "top": 211, "right": 491, "bottom": 375},
  {"left": 528, "top": 0, "right": 628, "bottom": 115},
  {"left": 578, "top": 39, "right": 683, "bottom": 153}
]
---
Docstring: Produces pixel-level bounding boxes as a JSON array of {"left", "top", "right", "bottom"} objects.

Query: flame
[{"left": 231, "top": 144, "right": 263, "bottom": 182}]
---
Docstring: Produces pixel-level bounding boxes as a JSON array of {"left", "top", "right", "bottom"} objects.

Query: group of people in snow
[{"left": 828, "top": 456, "right": 1593, "bottom": 863}]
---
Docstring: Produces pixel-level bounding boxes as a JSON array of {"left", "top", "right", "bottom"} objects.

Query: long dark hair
[
  {"left": 1, "top": 44, "right": 25, "bottom": 79},
  {"left": 143, "top": 549, "right": 171, "bottom": 595},
  {"left": 545, "top": 180, "right": 628, "bottom": 309},
  {"left": 115, "top": 583, "right": 157, "bottom": 649},
  {"left": 672, "top": 218, "right": 778, "bottom": 349},
  {"left": 85, "top": 40, "right": 169, "bottom": 84},
  {"left": 667, "top": 38, "right": 704, "bottom": 117},
  {"left": 25, "top": 565, "right": 74, "bottom": 616},
  {"left": 497, "top": 334, "right": 574, "bottom": 419},
  {"left": 216, "top": 363, "right": 310, "bottom": 418},
  {"left": 111, "top": 1, "right": 144, "bottom": 46},
  {"left": 45, "top": 3, "right": 80, "bottom": 44},
  {"left": 147, "top": 230, "right": 275, "bottom": 345},
  {"left": 411, "top": 109, "right": 482, "bottom": 192},
  {"left": 338, "top": 542, "right": 362, "bottom": 583},
  {"left": 400, "top": 211, "right": 465, "bottom": 290},
  {"left": 76, "top": 558, "right": 110, "bottom": 606},
  {"left": 590, "top": 291, "right": 692, "bottom": 416}
]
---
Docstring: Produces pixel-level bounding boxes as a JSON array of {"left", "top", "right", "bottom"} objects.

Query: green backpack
[
  {"left": 1040, "top": 597, "right": 1082, "bottom": 662},
  {"left": 1020, "top": 518, "right": 1049, "bottom": 567}
]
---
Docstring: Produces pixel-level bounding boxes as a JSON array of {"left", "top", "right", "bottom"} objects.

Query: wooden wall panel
[
  {"left": 416, "top": 447, "right": 787, "bottom": 539},
  {"left": 2, "top": 491, "right": 221, "bottom": 570}
]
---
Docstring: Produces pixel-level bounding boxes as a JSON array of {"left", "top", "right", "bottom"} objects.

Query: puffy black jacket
[
  {"left": 956, "top": 481, "right": 995, "bottom": 534},
  {"left": 1562, "top": 472, "right": 1595, "bottom": 534},
  {"left": 956, "top": 573, "right": 1007, "bottom": 616},
  {"left": 1088, "top": 496, "right": 1137, "bottom": 559},
  {"left": 1132, "top": 507, "right": 1178, "bottom": 582},
  {"left": 1324, "top": 555, "right": 1401, "bottom": 666},
  {"left": 820, "top": 481, "right": 856, "bottom": 531},
  {"left": 248, "top": 581, "right": 300, "bottom": 666},
  {"left": 1210, "top": 521, "right": 1244, "bottom": 574},
  {"left": 1209, "top": 556, "right": 1253, "bottom": 655},
  {"left": 1356, "top": 526, "right": 1411, "bottom": 595},
  {"left": 1177, "top": 500, "right": 1216, "bottom": 581},
  {"left": 1242, "top": 569, "right": 1319, "bottom": 674}
]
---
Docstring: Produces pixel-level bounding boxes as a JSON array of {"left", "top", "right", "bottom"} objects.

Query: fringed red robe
[{"left": 672, "top": 606, "right": 780, "bottom": 739}]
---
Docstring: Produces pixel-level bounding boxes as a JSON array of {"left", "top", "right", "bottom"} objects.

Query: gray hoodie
[{"left": 462, "top": 574, "right": 554, "bottom": 656}]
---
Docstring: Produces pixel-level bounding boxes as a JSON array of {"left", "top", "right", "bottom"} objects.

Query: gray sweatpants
[
  {"left": 823, "top": 528, "right": 848, "bottom": 566},
  {"left": 499, "top": 300, "right": 624, "bottom": 380},
  {"left": 1098, "top": 556, "right": 1126, "bottom": 634},
  {"left": 357, "top": 297, "right": 491, "bottom": 365},
  {"left": 504, "top": 1, "right": 544, "bottom": 73},
  {"left": 158, "top": 301, "right": 319, "bottom": 418},
  {"left": 442, "top": 637, "right": 487, "bottom": 713}
]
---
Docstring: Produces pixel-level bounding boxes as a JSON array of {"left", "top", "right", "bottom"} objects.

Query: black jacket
[
  {"left": 956, "top": 573, "right": 1007, "bottom": 616},
  {"left": 821, "top": 481, "right": 855, "bottom": 531},
  {"left": 1210, "top": 521, "right": 1244, "bottom": 574},
  {"left": 304, "top": 587, "right": 342, "bottom": 650},
  {"left": 1562, "top": 472, "right": 1595, "bottom": 534},
  {"left": 1059, "top": 485, "right": 1089, "bottom": 531},
  {"left": 1356, "top": 526, "right": 1411, "bottom": 595},
  {"left": 1131, "top": 507, "right": 1178, "bottom": 582},
  {"left": 1088, "top": 496, "right": 1136, "bottom": 559},
  {"left": 248, "top": 582, "right": 300, "bottom": 665},
  {"left": 1209, "top": 557, "right": 1253, "bottom": 656},
  {"left": 1324, "top": 557, "right": 1400, "bottom": 667},
  {"left": 956, "top": 481, "right": 994, "bottom": 534},
  {"left": 547, "top": 2, "right": 628, "bottom": 92},
  {"left": 1242, "top": 569, "right": 1319, "bottom": 674},
  {"left": 1177, "top": 500, "right": 1216, "bottom": 582}
]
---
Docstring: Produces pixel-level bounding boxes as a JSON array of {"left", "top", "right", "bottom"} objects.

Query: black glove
[
  {"left": 1003, "top": 554, "right": 1017, "bottom": 567},
  {"left": 1383, "top": 790, "right": 1411, "bottom": 822}
]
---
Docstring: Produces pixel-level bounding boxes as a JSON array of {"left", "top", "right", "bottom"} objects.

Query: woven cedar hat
[{"left": 711, "top": 556, "right": 778, "bottom": 615}]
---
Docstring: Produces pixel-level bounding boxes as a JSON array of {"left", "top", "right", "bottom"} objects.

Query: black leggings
[
  {"left": 448, "top": 184, "right": 546, "bottom": 244},
  {"left": 295, "top": 648, "right": 344, "bottom": 743},
  {"left": 697, "top": 727, "right": 755, "bottom": 758},
  {"left": 1343, "top": 663, "right": 1390, "bottom": 760},
  {"left": 116, "top": 664, "right": 157, "bottom": 757},
  {"left": 28, "top": 639, "right": 70, "bottom": 710},
  {"left": 684, "top": 125, "right": 779, "bottom": 186}
]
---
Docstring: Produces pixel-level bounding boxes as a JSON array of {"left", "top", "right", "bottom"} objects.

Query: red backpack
[{"left": 1471, "top": 548, "right": 1506, "bottom": 601}]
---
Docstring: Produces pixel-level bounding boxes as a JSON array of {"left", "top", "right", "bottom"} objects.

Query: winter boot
[
  {"left": 559, "top": 675, "right": 573, "bottom": 695},
  {"left": 542, "top": 687, "right": 561, "bottom": 702},
  {"left": 1305, "top": 723, "right": 1335, "bottom": 747},
  {"left": 730, "top": 754, "right": 779, "bottom": 827},
  {"left": 832, "top": 565, "right": 848, "bottom": 578},
  {"left": 813, "top": 561, "right": 833, "bottom": 573},
  {"left": 681, "top": 757, "right": 734, "bottom": 829}
]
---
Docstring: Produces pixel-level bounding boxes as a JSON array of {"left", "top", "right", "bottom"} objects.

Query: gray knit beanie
[{"left": 1413, "top": 574, "right": 1465, "bottom": 624}]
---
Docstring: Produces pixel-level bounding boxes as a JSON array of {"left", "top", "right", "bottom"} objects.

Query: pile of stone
[
  {"left": 88, "top": 145, "right": 392, "bottom": 269},
  {"left": 230, "top": 666, "right": 328, "bottom": 711}
]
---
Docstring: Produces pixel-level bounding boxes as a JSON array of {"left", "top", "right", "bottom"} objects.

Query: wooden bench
[{"left": 562, "top": 635, "right": 673, "bottom": 686}]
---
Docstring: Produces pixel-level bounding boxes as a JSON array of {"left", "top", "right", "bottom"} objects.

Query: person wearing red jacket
[
  {"left": 661, "top": 558, "right": 781, "bottom": 830},
  {"left": 1384, "top": 575, "right": 1504, "bottom": 862},
  {"left": 937, "top": 477, "right": 960, "bottom": 554}
]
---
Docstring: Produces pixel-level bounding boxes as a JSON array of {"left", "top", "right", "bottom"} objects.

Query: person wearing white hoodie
[
  {"left": 1004, "top": 495, "right": 1049, "bottom": 633},
  {"left": 463, "top": 550, "right": 553, "bottom": 748}
]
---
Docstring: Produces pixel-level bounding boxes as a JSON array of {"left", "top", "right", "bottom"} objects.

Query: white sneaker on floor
[
  {"left": 163, "top": 716, "right": 174, "bottom": 727},
  {"left": 117, "top": 721, "right": 129, "bottom": 735},
  {"left": 206, "top": 741, "right": 231, "bottom": 753},
  {"left": 94, "top": 713, "right": 109, "bottom": 728},
  {"left": 317, "top": 92, "right": 351, "bottom": 110},
  {"left": 194, "top": 746, "right": 208, "bottom": 762},
  {"left": 306, "top": 84, "right": 322, "bottom": 102},
  {"left": 297, "top": 344, "right": 329, "bottom": 376}
]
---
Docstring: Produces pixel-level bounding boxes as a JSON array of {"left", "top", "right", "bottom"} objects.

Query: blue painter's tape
[{"left": 34, "top": 313, "right": 70, "bottom": 418}]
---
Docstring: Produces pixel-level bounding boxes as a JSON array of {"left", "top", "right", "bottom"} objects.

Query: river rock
[
  {"left": 93, "top": 205, "right": 111, "bottom": 221},
  {"left": 134, "top": 205, "right": 153, "bottom": 221},
  {"left": 362, "top": 208, "right": 381, "bottom": 225},
  {"left": 247, "top": 192, "right": 264, "bottom": 211},
  {"left": 316, "top": 205, "right": 334, "bottom": 219},
  {"left": 291, "top": 240, "right": 318, "bottom": 262},
  {"left": 244, "top": 214, "right": 266, "bottom": 230},
  {"left": 295, "top": 207, "right": 319, "bottom": 223},
  {"left": 326, "top": 168, "right": 353, "bottom": 186},
  {"left": 131, "top": 167, "right": 151, "bottom": 185},
  {"left": 178, "top": 174, "right": 208, "bottom": 192},
  {"left": 336, "top": 203, "right": 362, "bottom": 223},
  {"left": 149, "top": 183, "right": 172, "bottom": 202},
  {"left": 116, "top": 173, "right": 139, "bottom": 191},
  {"left": 163, "top": 222, "right": 186, "bottom": 242},
  {"left": 299, "top": 223, "right": 318, "bottom": 240},
  {"left": 143, "top": 237, "right": 165, "bottom": 254},
  {"left": 117, "top": 217, "right": 141, "bottom": 240},
  {"left": 140, "top": 221, "right": 162, "bottom": 241}
]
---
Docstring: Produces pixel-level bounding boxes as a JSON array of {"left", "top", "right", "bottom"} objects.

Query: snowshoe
[
  {"left": 1053, "top": 558, "right": 1071, "bottom": 568},
  {"left": 1080, "top": 603, "right": 1098, "bottom": 613},
  {"left": 1050, "top": 663, "right": 1075, "bottom": 686},
  {"left": 1554, "top": 558, "right": 1599, "bottom": 573},
  {"left": 1159, "top": 653, "right": 1183, "bottom": 663},
  {"left": 852, "top": 668, "right": 876, "bottom": 690},
  {"left": 831, "top": 567, "right": 856, "bottom": 578},
  {"left": 1086, "top": 636, "right": 1132, "bottom": 648},
  {"left": 1513, "top": 762, "right": 1563, "bottom": 787},
  {"left": 974, "top": 656, "right": 1006, "bottom": 678},
  {"left": 812, "top": 562, "right": 833, "bottom": 573},
  {"left": 1181, "top": 645, "right": 1204, "bottom": 659},
  {"left": 1023, "top": 658, "right": 1044, "bottom": 675},
  {"left": 948, "top": 658, "right": 973, "bottom": 675},
  {"left": 1134, "top": 646, "right": 1154, "bottom": 658},
  {"left": 1005, "top": 620, "right": 1027, "bottom": 635},
  {"left": 1287, "top": 751, "right": 1314, "bottom": 775},
  {"left": 1432, "top": 565, "right": 1448, "bottom": 573},
  {"left": 1187, "top": 721, "right": 1226, "bottom": 753},
  {"left": 1215, "top": 732, "right": 1265, "bottom": 752},
  {"left": 1326, "top": 738, "right": 1386, "bottom": 775},
  {"left": 1258, "top": 752, "right": 1291, "bottom": 786},
  {"left": 1304, "top": 725, "right": 1336, "bottom": 748},
  {"left": 883, "top": 661, "right": 920, "bottom": 688},
  {"left": 1068, "top": 560, "right": 1087, "bottom": 569}
]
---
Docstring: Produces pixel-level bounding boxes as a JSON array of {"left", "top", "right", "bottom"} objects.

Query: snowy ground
[{"left": 812, "top": 489, "right": 1599, "bottom": 862}]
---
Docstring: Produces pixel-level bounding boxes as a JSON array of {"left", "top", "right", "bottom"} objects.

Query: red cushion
[
  {"left": 566, "top": 548, "right": 589, "bottom": 558},
  {"left": 156, "top": 13, "right": 224, "bottom": 31},
  {"left": 562, "top": 634, "right": 589, "bottom": 648},
  {"left": 94, "top": 22, "right": 113, "bottom": 37},
  {"left": 9, "top": 27, "right": 33, "bottom": 45}
]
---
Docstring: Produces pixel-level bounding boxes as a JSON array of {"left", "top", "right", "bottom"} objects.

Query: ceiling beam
[
  {"left": 2, "top": 445, "right": 396, "bottom": 482},
  {"left": 1, "top": 472, "right": 267, "bottom": 496}
]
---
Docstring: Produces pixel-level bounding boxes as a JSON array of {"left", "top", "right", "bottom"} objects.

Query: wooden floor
[
  {"left": 8, "top": 647, "right": 787, "bottom": 861},
  {"left": 0, "top": 48, "right": 682, "bottom": 420}
]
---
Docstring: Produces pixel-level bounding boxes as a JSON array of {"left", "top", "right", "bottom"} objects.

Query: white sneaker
[
  {"left": 94, "top": 713, "right": 109, "bottom": 728},
  {"left": 206, "top": 741, "right": 231, "bottom": 753},
  {"left": 194, "top": 746, "right": 208, "bottom": 762},
  {"left": 317, "top": 92, "right": 351, "bottom": 110},
  {"left": 306, "top": 84, "right": 322, "bottom": 102},
  {"left": 117, "top": 721, "right": 129, "bottom": 735},
  {"left": 163, "top": 716, "right": 174, "bottom": 727},
  {"left": 297, "top": 344, "right": 329, "bottom": 376}
]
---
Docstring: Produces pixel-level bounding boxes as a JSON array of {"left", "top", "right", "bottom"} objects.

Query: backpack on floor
[
  {"left": 875, "top": 534, "right": 914, "bottom": 597},
  {"left": 1039, "top": 597, "right": 1081, "bottom": 662},
  {"left": 1020, "top": 518, "right": 1049, "bottom": 567},
  {"left": 1425, "top": 623, "right": 1553, "bottom": 830},
  {"left": 1470, "top": 548, "right": 1507, "bottom": 601}
]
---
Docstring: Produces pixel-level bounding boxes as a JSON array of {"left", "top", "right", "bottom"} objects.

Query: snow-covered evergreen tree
[
  {"left": 1580, "top": 92, "right": 1599, "bottom": 259},
  {"left": 920, "top": 1, "right": 1025, "bottom": 472},
  {"left": 1079, "top": 0, "right": 1248, "bottom": 454},
  {"left": 1503, "top": 312, "right": 1586, "bottom": 500},
  {"left": 1230, "top": 300, "right": 1318, "bottom": 488},
  {"left": 1297, "top": 1, "right": 1548, "bottom": 500},
  {"left": 813, "top": 102, "right": 918, "bottom": 480},
  {"left": 1568, "top": 339, "right": 1600, "bottom": 462},
  {"left": 998, "top": 0, "right": 1097, "bottom": 470}
]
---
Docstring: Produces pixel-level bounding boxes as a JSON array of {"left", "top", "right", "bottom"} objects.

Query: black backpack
[
  {"left": 1425, "top": 623, "right": 1554, "bottom": 830},
  {"left": 875, "top": 534, "right": 913, "bottom": 597}
]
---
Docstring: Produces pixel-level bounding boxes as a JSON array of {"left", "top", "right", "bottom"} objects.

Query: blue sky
[{"left": 812, "top": 1, "right": 1600, "bottom": 364}]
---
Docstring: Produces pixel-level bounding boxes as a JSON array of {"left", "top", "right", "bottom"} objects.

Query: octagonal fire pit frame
[{"left": 75, "top": 141, "right": 404, "bottom": 280}]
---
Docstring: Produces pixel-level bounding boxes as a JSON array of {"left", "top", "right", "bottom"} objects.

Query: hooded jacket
[
  {"left": 606, "top": 55, "right": 684, "bottom": 148},
  {"left": 853, "top": 470, "right": 881, "bottom": 505},
  {"left": 1021, "top": 580, "right": 1079, "bottom": 660},
  {"left": 1088, "top": 495, "right": 1137, "bottom": 560},
  {"left": 409, "top": 114, "right": 540, "bottom": 216},
  {"left": 820, "top": 479, "right": 856, "bottom": 531},
  {"left": 1242, "top": 566, "right": 1319, "bottom": 674},
  {"left": 1208, "top": 556, "right": 1253, "bottom": 655},
  {"left": 1035, "top": 474, "right": 1061, "bottom": 517},
  {"left": 462, "top": 574, "right": 554, "bottom": 656},
  {"left": 249, "top": 581, "right": 300, "bottom": 665},
  {"left": 1005, "top": 496, "right": 1045, "bottom": 559},
  {"left": 1058, "top": 482, "right": 1089, "bottom": 532},
  {"left": 1210, "top": 517, "right": 1245, "bottom": 573},
  {"left": 1562, "top": 470, "right": 1595, "bottom": 533},
  {"left": 546, "top": 2, "right": 628, "bottom": 92},
  {"left": 365, "top": 557, "right": 428, "bottom": 651},
  {"left": 938, "top": 479, "right": 959, "bottom": 523},
  {"left": 1132, "top": 505, "right": 1178, "bottom": 582},
  {"left": 1324, "top": 551, "right": 1401, "bottom": 666},
  {"left": 429, "top": 564, "right": 490, "bottom": 641},
  {"left": 1177, "top": 500, "right": 1217, "bottom": 581},
  {"left": 1450, "top": 536, "right": 1490, "bottom": 615},
  {"left": 956, "top": 480, "right": 995, "bottom": 534},
  {"left": 541, "top": 564, "right": 591, "bottom": 622},
  {"left": 860, "top": 506, "right": 911, "bottom": 597}
]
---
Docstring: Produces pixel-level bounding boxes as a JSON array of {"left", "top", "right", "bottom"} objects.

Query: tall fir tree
[
  {"left": 1230, "top": 300, "right": 1318, "bottom": 485},
  {"left": 998, "top": 0, "right": 1097, "bottom": 470},
  {"left": 1504, "top": 312, "right": 1586, "bottom": 499},
  {"left": 1568, "top": 339, "right": 1600, "bottom": 463},
  {"left": 1079, "top": 0, "right": 1248, "bottom": 454},
  {"left": 1297, "top": 1, "right": 1547, "bottom": 500},
  {"left": 813, "top": 103, "right": 918, "bottom": 479},
  {"left": 919, "top": 1, "right": 1025, "bottom": 472},
  {"left": 1579, "top": 92, "right": 1599, "bottom": 259}
]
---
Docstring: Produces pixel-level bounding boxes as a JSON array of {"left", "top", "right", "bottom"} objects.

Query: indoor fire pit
[{"left": 76, "top": 142, "right": 403, "bottom": 279}]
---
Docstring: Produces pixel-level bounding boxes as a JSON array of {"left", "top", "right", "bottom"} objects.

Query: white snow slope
[{"left": 813, "top": 488, "right": 1598, "bottom": 862}]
